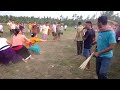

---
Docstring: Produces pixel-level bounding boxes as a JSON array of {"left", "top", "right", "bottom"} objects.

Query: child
[{"left": 26, "top": 33, "right": 46, "bottom": 54}]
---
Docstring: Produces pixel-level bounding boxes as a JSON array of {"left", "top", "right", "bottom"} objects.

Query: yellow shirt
[
  {"left": 42, "top": 25, "right": 50, "bottom": 34},
  {"left": 26, "top": 37, "right": 42, "bottom": 48},
  {"left": 75, "top": 25, "right": 84, "bottom": 41},
  {"left": 29, "top": 24, "right": 32, "bottom": 30}
]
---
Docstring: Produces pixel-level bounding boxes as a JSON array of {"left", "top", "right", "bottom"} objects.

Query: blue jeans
[
  {"left": 96, "top": 57, "right": 112, "bottom": 79},
  {"left": 83, "top": 48, "right": 91, "bottom": 58}
]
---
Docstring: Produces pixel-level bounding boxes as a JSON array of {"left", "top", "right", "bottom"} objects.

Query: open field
[{"left": 0, "top": 24, "right": 120, "bottom": 79}]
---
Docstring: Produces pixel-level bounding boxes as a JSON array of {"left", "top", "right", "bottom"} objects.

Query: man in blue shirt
[{"left": 94, "top": 16, "right": 116, "bottom": 79}]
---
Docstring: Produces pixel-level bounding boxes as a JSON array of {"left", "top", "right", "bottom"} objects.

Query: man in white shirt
[
  {"left": 42, "top": 22, "right": 50, "bottom": 40},
  {"left": 0, "top": 23, "right": 3, "bottom": 36},
  {"left": 64, "top": 25, "right": 67, "bottom": 31},
  {"left": 10, "top": 21, "right": 16, "bottom": 35},
  {"left": 0, "top": 23, "right": 3, "bottom": 33}
]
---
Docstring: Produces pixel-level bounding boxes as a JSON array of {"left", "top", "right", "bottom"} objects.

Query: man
[
  {"left": 0, "top": 23, "right": 3, "bottom": 36},
  {"left": 52, "top": 22, "right": 57, "bottom": 40},
  {"left": 115, "top": 25, "right": 120, "bottom": 43},
  {"left": 32, "top": 22, "right": 39, "bottom": 35},
  {"left": 83, "top": 21, "right": 95, "bottom": 69},
  {"left": 74, "top": 21, "right": 84, "bottom": 55},
  {"left": 94, "top": 16, "right": 116, "bottom": 79},
  {"left": 19, "top": 23, "right": 25, "bottom": 34},
  {"left": 29, "top": 23, "right": 32, "bottom": 33},
  {"left": 56, "top": 22, "right": 64, "bottom": 40},
  {"left": 42, "top": 22, "right": 50, "bottom": 40},
  {"left": 64, "top": 25, "right": 67, "bottom": 31},
  {"left": 10, "top": 21, "right": 16, "bottom": 35}
]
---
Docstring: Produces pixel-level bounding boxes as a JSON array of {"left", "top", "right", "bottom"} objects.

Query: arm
[
  {"left": 35, "top": 38, "right": 47, "bottom": 42},
  {"left": 6, "top": 40, "right": 12, "bottom": 46},
  {"left": 41, "top": 39, "right": 47, "bottom": 42},
  {"left": 23, "top": 35, "right": 30, "bottom": 42},
  {"left": 94, "top": 43, "right": 115, "bottom": 57},
  {"left": 74, "top": 32, "right": 78, "bottom": 41},
  {"left": 83, "top": 31, "right": 89, "bottom": 41}
]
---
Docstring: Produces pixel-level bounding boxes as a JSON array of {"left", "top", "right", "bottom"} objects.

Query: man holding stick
[
  {"left": 94, "top": 16, "right": 116, "bottom": 79},
  {"left": 83, "top": 21, "right": 95, "bottom": 70}
]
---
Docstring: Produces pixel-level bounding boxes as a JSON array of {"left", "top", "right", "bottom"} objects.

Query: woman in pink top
[{"left": 12, "top": 29, "right": 31, "bottom": 62}]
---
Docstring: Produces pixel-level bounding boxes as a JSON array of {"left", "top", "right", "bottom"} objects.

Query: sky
[{"left": 0, "top": 11, "right": 120, "bottom": 19}]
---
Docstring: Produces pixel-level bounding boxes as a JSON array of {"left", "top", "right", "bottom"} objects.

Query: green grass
[{"left": 0, "top": 23, "right": 120, "bottom": 79}]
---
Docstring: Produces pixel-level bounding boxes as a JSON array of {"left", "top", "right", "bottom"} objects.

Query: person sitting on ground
[{"left": 25, "top": 33, "right": 47, "bottom": 54}]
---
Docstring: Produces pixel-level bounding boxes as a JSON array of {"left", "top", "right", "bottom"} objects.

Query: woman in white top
[{"left": 0, "top": 37, "right": 22, "bottom": 65}]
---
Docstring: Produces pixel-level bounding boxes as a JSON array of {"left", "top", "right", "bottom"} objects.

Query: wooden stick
[{"left": 79, "top": 52, "right": 94, "bottom": 70}]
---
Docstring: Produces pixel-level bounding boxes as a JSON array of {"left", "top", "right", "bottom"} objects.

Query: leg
[
  {"left": 77, "top": 41, "right": 80, "bottom": 55},
  {"left": 42, "top": 34, "right": 46, "bottom": 40},
  {"left": 86, "top": 49, "right": 92, "bottom": 69},
  {"left": 80, "top": 41, "right": 83, "bottom": 54},
  {"left": 58, "top": 32, "right": 60, "bottom": 40},
  {"left": 99, "top": 57, "right": 112, "bottom": 79},
  {"left": 83, "top": 48, "right": 91, "bottom": 69},
  {"left": 96, "top": 57, "right": 102, "bottom": 79}
]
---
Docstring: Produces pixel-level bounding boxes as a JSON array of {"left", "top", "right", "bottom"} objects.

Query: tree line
[{"left": 0, "top": 11, "right": 120, "bottom": 26}]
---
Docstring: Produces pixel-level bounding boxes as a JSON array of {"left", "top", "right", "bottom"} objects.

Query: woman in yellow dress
[{"left": 26, "top": 33, "right": 46, "bottom": 54}]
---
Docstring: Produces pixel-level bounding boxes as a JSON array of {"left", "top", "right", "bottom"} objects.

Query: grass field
[{"left": 0, "top": 24, "right": 120, "bottom": 79}]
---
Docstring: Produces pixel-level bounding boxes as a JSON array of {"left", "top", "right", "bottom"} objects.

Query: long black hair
[{"left": 14, "top": 29, "right": 20, "bottom": 36}]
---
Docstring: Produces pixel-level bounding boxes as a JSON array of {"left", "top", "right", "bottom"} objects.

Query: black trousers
[{"left": 77, "top": 41, "right": 83, "bottom": 55}]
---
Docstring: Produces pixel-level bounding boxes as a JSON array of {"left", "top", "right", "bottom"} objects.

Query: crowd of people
[
  {"left": 0, "top": 20, "right": 68, "bottom": 64},
  {"left": 0, "top": 15, "right": 119, "bottom": 79},
  {"left": 74, "top": 16, "right": 117, "bottom": 79}
]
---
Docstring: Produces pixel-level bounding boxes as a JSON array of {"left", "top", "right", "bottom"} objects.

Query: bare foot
[
  {"left": 30, "top": 57, "right": 35, "bottom": 60},
  {"left": 85, "top": 67, "right": 90, "bottom": 71},
  {"left": 22, "top": 59, "right": 28, "bottom": 63}
]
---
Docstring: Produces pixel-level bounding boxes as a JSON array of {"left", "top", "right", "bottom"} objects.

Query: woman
[
  {"left": 0, "top": 36, "right": 22, "bottom": 65},
  {"left": 11, "top": 29, "right": 32, "bottom": 62},
  {"left": 25, "top": 33, "right": 46, "bottom": 54}
]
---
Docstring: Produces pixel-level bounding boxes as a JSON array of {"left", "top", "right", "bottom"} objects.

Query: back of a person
[
  {"left": 0, "top": 38, "right": 9, "bottom": 50},
  {"left": 12, "top": 34, "right": 24, "bottom": 46},
  {"left": 97, "top": 30, "right": 115, "bottom": 58},
  {"left": 84, "top": 29, "right": 95, "bottom": 49},
  {"left": 56, "top": 24, "right": 61, "bottom": 32},
  {"left": 76, "top": 25, "right": 84, "bottom": 41},
  {"left": 30, "top": 37, "right": 37, "bottom": 45}
]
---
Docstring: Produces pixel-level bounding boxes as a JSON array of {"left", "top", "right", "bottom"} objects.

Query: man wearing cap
[{"left": 94, "top": 16, "right": 116, "bottom": 79}]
